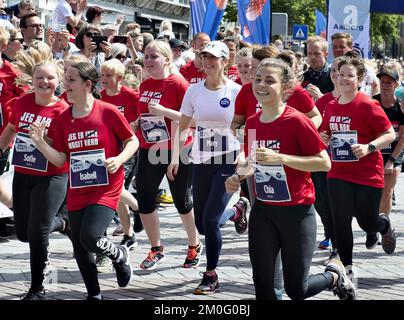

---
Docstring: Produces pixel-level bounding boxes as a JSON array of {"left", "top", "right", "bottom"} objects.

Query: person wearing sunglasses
[
  {"left": 110, "top": 43, "right": 129, "bottom": 64},
  {"left": 74, "top": 24, "right": 111, "bottom": 71},
  {"left": 2, "top": 28, "right": 23, "bottom": 62}
]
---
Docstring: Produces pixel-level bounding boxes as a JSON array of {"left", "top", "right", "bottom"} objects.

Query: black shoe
[
  {"left": 132, "top": 211, "right": 144, "bottom": 233},
  {"left": 21, "top": 288, "right": 47, "bottom": 300},
  {"left": 57, "top": 207, "right": 71, "bottom": 239},
  {"left": 194, "top": 271, "right": 220, "bottom": 295},
  {"left": 0, "top": 220, "right": 11, "bottom": 239},
  {"left": 112, "top": 245, "right": 133, "bottom": 287},
  {"left": 380, "top": 214, "right": 396, "bottom": 255},
  {"left": 86, "top": 295, "right": 103, "bottom": 300},
  {"left": 120, "top": 234, "right": 138, "bottom": 251},
  {"left": 365, "top": 233, "right": 380, "bottom": 250}
]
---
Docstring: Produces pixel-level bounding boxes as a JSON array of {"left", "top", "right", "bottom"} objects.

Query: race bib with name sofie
[
  {"left": 140, "top": 114, "right": 170, "bottom": 143},
  {"left": 197, "top": 122, "right": 229, "bottom": 153},
  {"left": 254, "top": 164, "right": 291, "bottom": 202},
  {"left": 70, "top": 149, "right": 108, "bottom": 189},
  {"left": 330, "top": 130, "right": 358, "bottom": 162},
  {"left": 12, "top": 132, "right": 48, "bottom": 172}
]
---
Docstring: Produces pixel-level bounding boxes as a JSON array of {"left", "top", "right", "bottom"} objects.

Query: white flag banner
[{"left": 327, "top": 0, "right": 371, "bottom": 61}]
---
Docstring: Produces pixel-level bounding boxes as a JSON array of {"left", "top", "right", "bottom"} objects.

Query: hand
[
  {"left": 148, "top": 102, "right": 166, "bottom": 117},
  {"left": 351, "top": 144, "right": 369, "bottom": 159},
  {"left": 105, "top": 157, "right": 122, "bottom": 174},
  {"left": 167, "top": 163, "right": 179, "bottom": 181},
  {"left": 100, "top": 41, "right": 111, "bottom": 56},
  {"left": 384, "top": 160, "right": 394, "bottom": 175},
  {"left": 78, "top": 0, "right": 88, "bottom": 12},
  {"left": 255, "top": 147, "right": 283, "bottom": 165},
  {"left": 306, "top": 84, "right": 323, "bottom": 101},
  {"left": 29, "top": 122, "right": 46, "bottom": 145},
  {"left": 320, "top": 131, "right": 330, "bottom": 145},
  {"left": 225, "top": 174, "right": 241, "bottom": 194},
  {"left": 116, "top": 15, "right": 125, "bottom": 25},
  {"left": 45, "top": 28, "right": 55, "bottom": 47},
  {"left": 59, "top": 30, "right": 70, "bottom": 48}
]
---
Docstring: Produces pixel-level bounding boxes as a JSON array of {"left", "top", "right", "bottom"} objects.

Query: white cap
[{"left": 200, "top": 41, "right": 229, "bottom": 58}]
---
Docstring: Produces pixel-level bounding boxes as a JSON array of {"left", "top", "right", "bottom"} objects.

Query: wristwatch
[
  {"left": 368, "top": 143, "right": 376, "bottom": 153},
  {"left": 388, "top": 155, "right": 397, "bottom": 163}
]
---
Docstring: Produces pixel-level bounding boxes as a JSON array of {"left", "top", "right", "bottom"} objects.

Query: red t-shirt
[
  {"left": 9, "top": 93, "right": 69, "bottom": 176},
  {"left": 136, "top": 74, "right": 190, "bottom": 150},
  {"left": 59, "top": 91, "right": 68, "bottom": 103},
  {"left": 244, "top": 106, "right": 327, "bottom": 206},
  {"left": 235, "top": 82, "right": 261, "bottom": 120},
  {"left": 0, "top": 60, "right": 25, "bottom": 136},
  {"left": 286, "top": 85, "right": 315, "bottom": 114},
  {"left": 100, "top": 86, "right": 139, "bottom": 123},
  {"left": 234, "top": 76, "right": 242, "bottom": 85},
  {"left": 320, "top": 92, "right": 392, "bottom": 188},
  {"left": 52, "top": 99, "right": 134, "bottom": 211},
  {"left": 316, "top": 92, "right": 336, "bottom": 117},
  {"left": 180, "top": 60, "right": 206, "bottom": 85},
  {"left": 226, "top": 65, "right": 239, "bottom": 82}
]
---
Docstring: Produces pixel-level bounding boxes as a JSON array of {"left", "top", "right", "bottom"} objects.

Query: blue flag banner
[
  {"left": 190, "top": 0, "right": 209, "bottom": 35},
  {"left": 315, "top": 9, "right": 327, "bottom": 38},
  {"left": 201, "top": 0, "right": 228, "bottom": 40},
  {"left": 327, "top": 0, "right": 371, "bottom": 60},
  {"left": 237, "top": 0, "right": 271, "bottom": 45}
]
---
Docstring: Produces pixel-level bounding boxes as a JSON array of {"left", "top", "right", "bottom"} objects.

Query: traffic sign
[{"left": 292, "top": 24, "right": 308, "bottom": 41}]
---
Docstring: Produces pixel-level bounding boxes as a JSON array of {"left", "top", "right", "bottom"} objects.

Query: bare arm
[
  {"left": 105, "top": 136, "right": 139, "bottom": 174},
  {"left": 304, "top": 106, "right": 322, "bottom": 129},
  {"left": 0, "top": 124, "right": 16, "bottom": 152},
  {"left": 351, "top": 127, "right": 396, "bottom": 159}
]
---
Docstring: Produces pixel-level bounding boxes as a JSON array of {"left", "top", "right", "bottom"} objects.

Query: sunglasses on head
[{"left": 85, "top": 31, "right": 101, "bottom": 38}]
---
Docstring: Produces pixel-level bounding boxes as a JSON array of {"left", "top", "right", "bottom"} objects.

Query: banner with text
[
  {"left": 237, "top": 0, "right": 271, "bottom": 45},
  {"left": 327, "top": 0, "right": 371, "bottom": 60}
]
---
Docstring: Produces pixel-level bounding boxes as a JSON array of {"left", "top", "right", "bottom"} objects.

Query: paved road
[{"left": 1, "top": 174, "right": 404, "bottom": 301}]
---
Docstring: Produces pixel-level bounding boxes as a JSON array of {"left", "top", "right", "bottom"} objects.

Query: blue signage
[{"left": 292, "top": 24, "right": 308, "bottom": 40}]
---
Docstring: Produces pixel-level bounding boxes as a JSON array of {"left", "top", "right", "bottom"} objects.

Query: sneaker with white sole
[
  {"left": 120, "top": 234, "right": 138, "bottom": 251},
  {"left": 183, "top": 242, "right": 203, "bottom": 268},
  {"left": 194, "top": 271, "right": 219, "bottom": 295},
  {"left": 325, "top": 259, "right": 357, "bottom": 300},
  {"left": 380, "top": 214, "right": 396, "bottom": 255},
  {"left": 140, "top": 247, "right": 166, "bottom": 270}
]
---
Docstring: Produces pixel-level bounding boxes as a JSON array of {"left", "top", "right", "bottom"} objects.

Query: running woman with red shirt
[
  {"left": 320, "top": 58, "right": 397, "bottom": 282},
  {"left": 225, "top": 58, "right": 356, "bottom": 300},
  {"left": 29, "top": 62, "right": 139, "bottom": 300},
  {"left": 135, "top": 40, "right": 200, "bottom": 270},
  {"left": 0, "top": 61, "right": 69, "bottom": 300}
]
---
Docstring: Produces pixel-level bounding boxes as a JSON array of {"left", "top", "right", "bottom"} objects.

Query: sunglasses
[
  {"left": 26, "top": 23, "right": 44, "bottom": 29},
  {"left": 11, "top": 38, "right": 24, "bottom": 43},
  {"left": 85, "top": 31, "right": 101, "bottom": 38},
  {"left": 115, "top": 54, "right": 127, "bottom": 60}
]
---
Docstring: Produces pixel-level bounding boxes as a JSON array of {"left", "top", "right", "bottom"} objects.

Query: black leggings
[
  {"left": 328, "top": 178, "right": 387, "bottom": 266},
  {"left": 12, "top": 172, "right": 67, "bottom": 291},
  {"left": 69, "top": 204, "right": 123, "bottom": 296},
  {"left": 249, "top": 201, "right": 333, "bottom": 300},
  {"left": 312, "top": 172, "right": 335, "bottom": 246},
  {"left": 136, "top": 148, "right": 193, "bottom": 214}
]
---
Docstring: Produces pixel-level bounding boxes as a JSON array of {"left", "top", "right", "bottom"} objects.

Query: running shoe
[
  {"left": 95, "top": 253, "right": 112, "bottom": 273},
  {"left": 140, "top": 247, "right": 166, "bottom": 270},
  {"left": 325, "top": 259, "right": 357, "bottom": 300},
  {"left": 318, "top": 238, "right": 332, "bottom": 250},
  {"left": 194, "top": 271, "right": 219, "bottom": 295},
  {"left": 365, "top": 233, "right": 380, "bottom": 250},
  {"left": 112, "top": 245, "right": 133, "bottom": 287},
  {"left": 380, "top": 214, "right": 396, "bottom": 254},
  {"left": 86, "top": 295, "right": 103, "bottom": 301},
  {"left": 21, "top": 288, "right": 47, "bottom": 300},
  {"left": 183, "top": 242, "right": 203, "bottom": 268},
  {"left": 120, "top": 234, "right": 138, "bottom": 251},
  {"left": 156, "top": 191, "right": 174, "bottom": 204},
  {"left": 232, "top": 197, "right": 250, "bottom": 234}
]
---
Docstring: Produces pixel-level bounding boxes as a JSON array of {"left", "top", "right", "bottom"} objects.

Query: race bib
[
  {"left": 197, "top": 123, "right": 229, "bottom": 153},
  {"left": 330, "top": 130, "right": 358, "bottom": 162},
  {"left": 70, "top": 149, "right": 108, "bottom": 189},
  {"left": 381, "top": 126, "right": 399, "bottom": 154},
  {"left": 140, "top": 114, "right": 170, "bottom": 143},
  {"left": 254, "top": 164, "right": 291, "bottom": 202},
  {"left": 12, "top": 132, "right": 48, "bottom": 172}
]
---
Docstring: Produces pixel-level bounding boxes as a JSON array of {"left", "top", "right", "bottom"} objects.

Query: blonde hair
[
  {"left": 122, "top": 72, "right": 140, "bottom": 90},
  {"left": 145, "top": 40, "right": 183, "bottom": 77},
  {"left": 307, "top": 36, "right": 328, "bottom": 53},
  {"left": 14, "top": 42, "right": 61, "bottom": 88},
  {"left": 101, "top": 59, "right": 125, "bottom": 77},
  {"left": 0, "top": 27, "right": 10, "bottom": 47},
  {"left": 64, "top": 54, "right": 89, "bottom": 65}
]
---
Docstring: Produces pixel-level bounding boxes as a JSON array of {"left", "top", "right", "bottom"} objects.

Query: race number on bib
[
  {"left": 12, "top": 132, "right": 48, "bottom": 172},
  {"left": 140, "top": 114, "right": 170, "bottom": 143},
  {"left": 70, "top": 149, "right": 108, "bottom": 188},
  {"left": 254, "top": 164, "right": 291, "bottom": 202},
  {"left": 330, "top": 130, "right": 358, "bottom": 162},
  {"left": 197, "top": 123, "right": 229, "bottom": 153}
]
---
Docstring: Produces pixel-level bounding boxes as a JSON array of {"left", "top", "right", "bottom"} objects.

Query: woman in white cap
[{"left": 168, "top": 41, "right": 242, "bottom": 294}]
